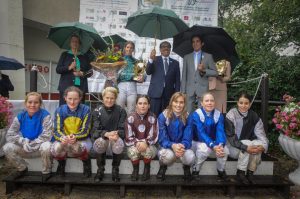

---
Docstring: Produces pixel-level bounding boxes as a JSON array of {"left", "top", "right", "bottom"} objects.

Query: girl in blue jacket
[
  {"left": 191, "top": 92, "right": 229, "bottom": 181},
  {"left": 157, "top": 92, "right": 195, "bottom": 181}
]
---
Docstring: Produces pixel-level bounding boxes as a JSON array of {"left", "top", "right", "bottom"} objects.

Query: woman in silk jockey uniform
[
  {"left": 191, "top": 92, "right": 229, "bottom": 181},
  {"left": 156, "top": 92, "right": 195, "bottom": 181},
  {"left": 3, "top": 92, "right": 52, "bottom": 181},
  {"left": 51, "top": 86, "right": 92, "bottom": 178}
]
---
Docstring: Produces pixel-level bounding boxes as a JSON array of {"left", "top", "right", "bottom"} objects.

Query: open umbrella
[
  {"left": 173, "top": 25, "right": 240, "bottom": 71},
  {"left": 0, "top": 56, "right": 24, "bottom": 70},
  {"left": 48, "top": 22, "right": 107, "bottom": 53},
  {"left": 125, "top": 7, "right": 188, "bottom": 45}
]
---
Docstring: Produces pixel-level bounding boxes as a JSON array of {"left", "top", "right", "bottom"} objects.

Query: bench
[
  {"left": 2, "top": 154, "right": 294, "bottom": 198},
  {"left": 3, "top": 171, "right": 293, "bottom": 198}
]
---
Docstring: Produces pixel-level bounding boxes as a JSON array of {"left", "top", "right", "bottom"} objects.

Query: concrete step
[{"left": 25, "top": 158, "right": 273, "bottom": 175}]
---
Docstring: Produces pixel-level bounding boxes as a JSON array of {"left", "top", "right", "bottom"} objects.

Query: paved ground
[{"left": 0, "top": 158, "right": 299, "bottom": 199}]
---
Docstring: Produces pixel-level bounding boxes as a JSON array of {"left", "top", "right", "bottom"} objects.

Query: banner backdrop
[{"left": 80, "top": 0, "right": 218, "bottom": 93}]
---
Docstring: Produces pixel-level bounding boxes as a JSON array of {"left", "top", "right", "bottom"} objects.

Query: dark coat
[
  {"left": 91, "top": 104, "right": 127, "bottom": 142},
  {"left": 0, "top": 74, "right": 14, "bottom": 98},
  {"left": 56, "top": 51, "right": 92, "bottom": 93},
  {"left": 146, "top": 56, "right": 180, "bottom": 99}
]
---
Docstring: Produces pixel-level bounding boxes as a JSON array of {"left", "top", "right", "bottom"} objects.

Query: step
[{"left": 25, "top": 158, "right": 274, "bottom": 175}]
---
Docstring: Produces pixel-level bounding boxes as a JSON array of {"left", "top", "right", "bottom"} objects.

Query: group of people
[
  {"left": 2, "top": 34, "right": 268, "bottom": 185},
  {"left": 3, "top": 86, "right": 268, "bottom": 185}
]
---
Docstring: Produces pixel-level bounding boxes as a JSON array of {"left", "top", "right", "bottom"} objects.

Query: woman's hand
[
  {"left": 214, "top": 145, "right": 225, "bottom": 157},
  {"left": 73, "top": 71, "right": 84, "bottom": 77},
  {"left": 136, "top": 74, "right": 144, "bottom": 83},
  {"left": 69, "top": 61, "right": 76, "bottom": 71},
  {"left": 68, "top": 134, "right": 76, "bottom": 144},
  {"left": 136, "top": 141, "right": 148, "bottom": 152},
  {"left": 172, "top": 143, "right": 185, "bottom": 157}
]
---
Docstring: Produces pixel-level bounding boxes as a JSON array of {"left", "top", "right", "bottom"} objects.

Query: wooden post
[{"left": 261, "top": 73, "right": 269, "bottom": 133}]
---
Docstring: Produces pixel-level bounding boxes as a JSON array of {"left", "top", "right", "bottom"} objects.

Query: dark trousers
[{"left": 150, "top": 90, "right": 170, "bottom": 117}]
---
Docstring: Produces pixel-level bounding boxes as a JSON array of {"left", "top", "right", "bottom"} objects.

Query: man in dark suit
[
  {"left": 146, "top": 41, "right": 180, "bottom": 117},
  {"left": 0, "top": 71, "right": 14, "bottom": 98}
]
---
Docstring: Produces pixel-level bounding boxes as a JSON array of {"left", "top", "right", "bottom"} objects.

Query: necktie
[{"left": 164, "top": 58, "right": 169, "bottom": 75}]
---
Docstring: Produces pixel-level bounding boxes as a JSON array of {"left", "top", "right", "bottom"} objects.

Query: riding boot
[
  {"left": 217, "top": 169, "right": 229, "bottom": 182},
  {"left": 95, "top": 153, "right": 106, "bottom": 182},
  {"left": 82, "top": 159, "right": 92, "bottom": 178},
  {"left": 183, "top": 165, "right": 192, "bottom": 181},
  {"left": 112, "top": 153, "right": 122, "bottom": 182},
  {"left": 246, "top": 170, "right": 255, "bottom": 184},
  {"left": 142, "top": 163, "right": 151, "bottom": 181},
  {"left": 131, "top": 162, "right": 139, "bottom": 181},
  {"left": 56, "top": 160, "right": 66, "bottom": 177},
  {"left": 156, "top": 165, "right": 167, "bottom": 181},
  {"left": 236, "top": 169, "right": 249, "bottom": 185}
]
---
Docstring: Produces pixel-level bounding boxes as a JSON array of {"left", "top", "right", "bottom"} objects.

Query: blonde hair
[
  {"left": 25, "top": 92, "right": 43, "bottom": 105},
  {"left": 165, "top": 92, "right": 188, "bottom": 124},
  {"left": 102, "top": 87, "right": 118, "bottom": 99}
]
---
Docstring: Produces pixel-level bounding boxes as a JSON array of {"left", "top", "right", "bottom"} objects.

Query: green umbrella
[
  {"left": 48, "top": 21, "right": 107, "bottom": 53},
  {"left": 125, "top": 7, "right": 188, "bottom": 45},
  {"left": 103, "top": 34, "right": 127, "bottom": 46}
]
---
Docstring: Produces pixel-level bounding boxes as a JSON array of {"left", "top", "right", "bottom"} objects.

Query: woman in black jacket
[
  {"left": 91, "top": 87, "right": 127, "bottom": 182},
  {"left": 56, "top": 35, "right": 92, "bottom": 105}
]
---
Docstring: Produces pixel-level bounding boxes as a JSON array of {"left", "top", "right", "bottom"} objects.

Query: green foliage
[{"left": 219, "top": 0, "right": 300, "bottom": 101}]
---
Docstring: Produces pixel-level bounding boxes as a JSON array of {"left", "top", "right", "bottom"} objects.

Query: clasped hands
[
  {"left": 247, "top": 145, "right": 264, "bottom": 155},
  {"left": 104, "top": 131, "right": 119, "bottom": 142},
  {"left": 69, "top": 61, "right": 84, "bottom": 77},
  {"left": 213, "top": 145, "right": 226, "bottom": 158},
  {"left": 172, "top": 143, "right": 185, "bottom": 158},
  {"left": 60, "top": 134, "right": 76, "bottom": 145},
  {"left": 136, "top": 141, "right": 148, "bottom": 153}
]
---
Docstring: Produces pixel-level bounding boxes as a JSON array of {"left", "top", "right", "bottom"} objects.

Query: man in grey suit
[{"left": 181, "top": 35, "right": 217, "bottom": 113}]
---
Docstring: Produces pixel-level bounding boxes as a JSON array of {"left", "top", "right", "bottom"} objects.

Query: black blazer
[
  {"left": 0, "top": 74, "right": 14, "bottom": 98},
  {"left": 146, "top": 56, "right": 180, "bottom": 99},
  {"left": 56, "top": 51, "right": 92, "bottom": 93}
]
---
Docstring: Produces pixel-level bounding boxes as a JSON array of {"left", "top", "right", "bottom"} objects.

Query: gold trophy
[
  {"left": 133, "top": 60, "right": 146, "bottom": 81},
  {"left": 215, "top": 59, "right": 227, "bottom": 76}
]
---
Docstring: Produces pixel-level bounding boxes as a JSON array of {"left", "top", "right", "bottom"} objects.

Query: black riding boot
[
  {"left": 183, "top": 165, "right": 192, "bottom": 181},
  {"left": 156, "top": 165, "right": 167, "bottom": 181},
  {"left": 246, "top": 170, "right": 255, "bottom": 184},
  {"left": 112, "top": 153, "right": 122, "bottom": 182},
  {"left": 236, "top": 169, "right": 249, "bottom": 185},
  {"left": 217, "top": 170, "right": 229, "bottom": 181},
  {"left": 131, "top": 163, "right": 139, "bottom": 181},
  {"left": 82, "top": 159, "right": 92, "bottom": 178},
  {"left": 142, "top": 163, "right": 151, "bottom": 181},
  {"left": 56, "top": 160, "right": 66, "bottom": 177},
  {"left": 95, "top": 153, "right": 106, "bottom": 182}
]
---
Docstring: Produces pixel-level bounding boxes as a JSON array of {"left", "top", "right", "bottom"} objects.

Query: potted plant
[
  {"left": 273, "top": 94, "right": 300, "bottom": 185},
  {"left": 0, "top": 96, "right": 13, "bottom": 156}
]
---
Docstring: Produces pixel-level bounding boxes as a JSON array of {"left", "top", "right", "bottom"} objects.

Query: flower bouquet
[
  {"left": 90, "top": 45, "right": 126, "bottom": 88},
  {"left": 0, "top": 96, "right": 13, "bottom": 156},
  {"left": 272, "top": 94, "right": 300, "bottom": 141}
]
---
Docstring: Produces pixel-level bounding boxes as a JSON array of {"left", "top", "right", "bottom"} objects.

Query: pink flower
[
  {"left": 289, "top": 123, "right": 297, "bottom": 129},
  {"left": 276, "top": 124, "right": 283, "bottom": 130},
  {"left": 272, "top": 118, "right": 278, "bottom": 124}
]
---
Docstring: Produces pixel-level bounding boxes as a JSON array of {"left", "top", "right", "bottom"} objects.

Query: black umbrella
[
  {"left": 173, "top": 25, "right": 240, "bottom": 71},
  {"left": 0, "top": 56, "right": 25, "bottom": 70}
]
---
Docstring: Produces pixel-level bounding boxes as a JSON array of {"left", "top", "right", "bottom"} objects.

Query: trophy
[
  {"left": 215, "top": 59, "right": 227, "bottom": 76},
  {"left": 133, "top": 60, "right": 146, "bottom": 81}
]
